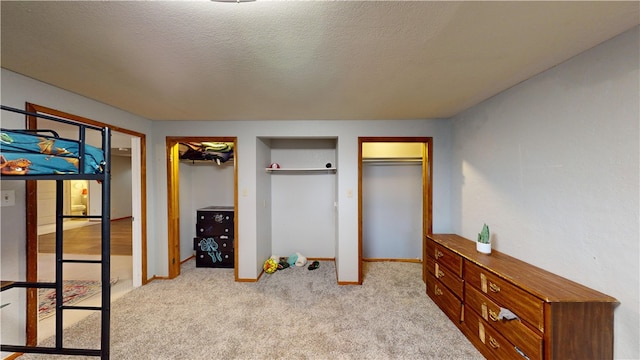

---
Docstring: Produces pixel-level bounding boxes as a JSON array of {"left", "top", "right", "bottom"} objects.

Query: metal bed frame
[{"left": 0, "top": 105, "right": 112, "bottom": 359}]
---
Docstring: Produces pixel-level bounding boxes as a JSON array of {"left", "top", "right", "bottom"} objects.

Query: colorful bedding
[{"left": 0, "top": 130, "right": 105, "bottom": 176}]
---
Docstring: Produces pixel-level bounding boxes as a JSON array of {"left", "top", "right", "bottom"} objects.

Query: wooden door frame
[
  {"left": 165, "top": 137, "right": 238, "bottom": 280},
  {"left": 24, "top": 102, "right": 148, "bottom": 345},
  {"left": 357, "top": 137, "right": 433, "bottom": 284}
]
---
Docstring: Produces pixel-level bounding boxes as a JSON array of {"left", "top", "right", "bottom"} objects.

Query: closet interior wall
[
  {"left": 261, "top": 138, "right": 337, "bottom": 259},
  {"left": 179, "top": 150, "right": 235, "bottom": 262},
  {"left": 361, "top": 142, "right": 424, "bottom": 261},
  {"left": 362, "top": 160, "right": 423, "bottom": 260}
]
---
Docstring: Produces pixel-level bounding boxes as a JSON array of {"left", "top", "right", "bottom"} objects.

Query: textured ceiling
[{"left": 1, "top": 1, "right": 638, "bottom": 121}]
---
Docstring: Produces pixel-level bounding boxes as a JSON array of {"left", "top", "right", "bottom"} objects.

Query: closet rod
[{"left": 362, "top": 157, "right": 423, "bottom": 165}]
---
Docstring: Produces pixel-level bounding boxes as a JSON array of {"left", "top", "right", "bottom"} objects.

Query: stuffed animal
[{"left": 263, "top": 258, "right": 278, "bottom": 274}]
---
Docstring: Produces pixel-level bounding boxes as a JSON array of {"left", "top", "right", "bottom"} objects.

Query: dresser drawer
[
  {"left": 426, "top": 239, "right": 463, "bottom": 277},
  {"left": 197, "top": 210, "right": 234, "bottom": 225},
  {"left": 195, "top": 236, "right": 234, "bottom": 268},
  {"left": 196, "top": 249, "right": 233, "bottom": 268},
  {"left": 464, "top": 307, "right": 533, "bottom": 360},
  {"left": 426, "top": 273, "right": 463, "bottom": 324},
  {"left": 465, "top": 283, "right": 542, "bottom": 360},
  {"left": 194, "top": 235, "right": 233, "bottom": 252},
  {"left": 465, "top": 261, "right": 544, "bottom": 332},
  {"left": 196, "top": 222, "right": 234, "bottom": 237},
  {"left": 426, "top": 256, "right": 463, "bottom": 299},
  {"left": 193, "top": 235, "right": 234, "bottom": 267},
  {"left": 216, "top": 235, "right": 233, "bottom": 252}
]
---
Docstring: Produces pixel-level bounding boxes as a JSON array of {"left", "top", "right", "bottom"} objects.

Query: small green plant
[{"left": 477, "top": 223, "right": 490, "bottom": 244}]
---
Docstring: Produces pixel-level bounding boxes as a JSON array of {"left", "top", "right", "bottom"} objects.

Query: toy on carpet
[
  {"left": 264, "top": 253, "right": 314, "bottom": 273},
  {"left": 263, "top": 258, "right": 278, "bottom": 274},
  {"left": 287, "top": 253, "right": 298, "bottom": 266},
  {"left": 294, "top": 252, "right": 307, "bottom": 267}
]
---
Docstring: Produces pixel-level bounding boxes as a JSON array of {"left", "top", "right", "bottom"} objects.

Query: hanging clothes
[{"left": 179, "top": 142, "right": 234, "bottom": 164}]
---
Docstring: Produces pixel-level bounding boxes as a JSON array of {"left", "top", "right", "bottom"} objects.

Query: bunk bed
[{"left": 0, "top": 105, "right": 112, "bottom": 359}]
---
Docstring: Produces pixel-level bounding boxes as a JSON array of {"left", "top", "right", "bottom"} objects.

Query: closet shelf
[
  {"left": 362, "top": 157, "right": 422, "bottom": 163},
  {"left": 265, "top": 167, "right": 337, "bottom": 174}
]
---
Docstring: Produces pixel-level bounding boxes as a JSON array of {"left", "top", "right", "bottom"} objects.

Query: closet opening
[
  {"left": 358, "top": 137, "right": 432, "bottom": 284},
  {"left": 166, "top": 137, "right": 238, "bottom": 280},
  {"left": 256, "top": 137, "right": 338, "bottom": 274}
]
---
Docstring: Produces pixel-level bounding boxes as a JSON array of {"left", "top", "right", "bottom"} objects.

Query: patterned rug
[{"left": 38, "top": 279, "right": 117, "bottom": 319}]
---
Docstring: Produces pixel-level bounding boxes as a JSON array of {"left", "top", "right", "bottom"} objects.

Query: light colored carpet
[{"left": 20, "top": 260, "right": 483, "bottom": 359}]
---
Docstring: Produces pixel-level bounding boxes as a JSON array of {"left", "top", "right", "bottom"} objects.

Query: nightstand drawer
[
  {"left": 465, "top": 261, "right": 544, "bottom": 332},
  {"left": 426, "top": 239, "right": 463, "bottom": 277},
  {"left": 426, "top": 256, "right": 463, "bottom": 299},
  {"left": 465, "top": 283, "right": 542, "bottom": 360},
  {"left": 426, "top": 273, "right": 463, "bottom": 324}
]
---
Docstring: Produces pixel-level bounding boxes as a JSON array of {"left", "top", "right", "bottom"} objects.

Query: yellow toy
[{"left": 263, "top": 258, "right": 278, "bottom": 274}]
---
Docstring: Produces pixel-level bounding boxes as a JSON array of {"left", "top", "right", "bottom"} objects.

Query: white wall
[
  {"left": 450, "top": 27, "right": 639, "bottom": 359},
  {"left": 256, "top": 138, "right": 273, "bottom": 273},
  {"left": 271, "top": 171, "right": 336, "bottom": 258},
  {"left": 0, "top": 69, "right": 153, "bottom": 356},
  {"left": 36, "top": 180, "right": 62, "bottom": 225},
  {"left": 110, "top": 155, "right": 132, "bottom": 219},
  {"left": 188, "top": 162, "right": 235, "bottom": 210},
  {"left": 0, "top": 179, "right": 27, "bottom": 353}
]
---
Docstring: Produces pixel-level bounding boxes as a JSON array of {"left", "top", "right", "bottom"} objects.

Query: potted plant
[{"left": 477, "top": 223, "right": 491, "bottom": 254}]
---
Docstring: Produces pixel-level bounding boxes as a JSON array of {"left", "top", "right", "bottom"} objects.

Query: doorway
[
  {"left": 358, "top": 137, "right": 432, "bottom": 284},
  {"left": 165, "top": 137, "right": 238, "bottom": 280},
  {"left": 24, "top": 103, "right": 148, "bottom": 345}
]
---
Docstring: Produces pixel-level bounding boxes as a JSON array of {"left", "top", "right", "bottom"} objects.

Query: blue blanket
[{"left": 0, "top": 130, "right": 105, "bottom": 175}]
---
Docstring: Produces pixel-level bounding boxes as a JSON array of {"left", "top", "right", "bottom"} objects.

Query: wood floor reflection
[{"left": 38, "top": 218, "right": 132, "bottom": 256}]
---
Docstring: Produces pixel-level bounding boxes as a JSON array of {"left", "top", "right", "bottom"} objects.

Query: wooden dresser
[{"left": 426, "top": 234, "right": 617, "bottom": 360}]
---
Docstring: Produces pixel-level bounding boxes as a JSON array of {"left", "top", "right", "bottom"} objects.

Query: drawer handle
[
  {"left": 435, "top": 250, "right": 444, "bottom": 259},
  {"left": 436, "top": 269, "right": 445, "bottom": 279},
  {"left": 489, "top": 282, "right": 501, "bottom": 293},
  {"left": 488, "top": 336, "right": 500, "bottom": 349},
  {"left": 488, "top": 309, "right": 499, "bottom": 322},
  {"left": 434, "top": 285, "right": 443, "bottom": 296}
]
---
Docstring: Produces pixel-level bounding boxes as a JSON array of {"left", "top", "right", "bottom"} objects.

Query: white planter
[{"left": 476, "top": 242, "right": 491, "bottom": 254}]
